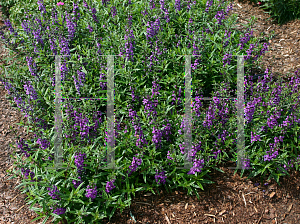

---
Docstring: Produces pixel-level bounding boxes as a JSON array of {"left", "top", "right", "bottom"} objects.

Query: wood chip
[
  {"left": 204, "top": 214, "right": 216, "bottom": 218},
  {"left": 219, "top": 210, "right": 226, "bottom": 216},
  {"left": 16, "top": 205, "right": 25, "bottom": 213},
  {"left": 287, "top": 204, "right": 293, "bottom": 213},
  {"left": 10, "top": 193, "right": 20, "bottom": 202},
  {"left": 269, "top": 192, "right": 276, "bottom": 198},
  {"left": 7, "top": 165, "right": 14, "bottom": 170},
  {"left": 165, "top": 214, "right": 171, "bottom": 224}
]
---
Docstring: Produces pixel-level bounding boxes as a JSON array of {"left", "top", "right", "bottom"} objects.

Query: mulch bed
[
  {"left": 99, "top": 159, "right": 300, "bottom": 224},
  {"left": 1, "top": 0, "right": 300, "bottom": 223}
]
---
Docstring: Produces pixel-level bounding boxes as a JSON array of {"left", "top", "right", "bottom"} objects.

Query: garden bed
[{"left": 0, "top": 0, "right": 300, "bottom": 223}]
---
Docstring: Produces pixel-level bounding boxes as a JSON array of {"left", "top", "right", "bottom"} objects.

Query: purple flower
[
  {"left": 152, "top": 125, "right": 163, "bottom": 149},
  {"left": 170, "top": 86, "right": 183, "bottom": 107},
  {"left": 155, "top": 169, "right": 167, "bottom": 185},
  {"left": 53, "top": 207, "right": 66, "bottom": 215},
  {"left": 214, "top": 9, "right": 226, "bottom": 26},
  {"left": 253, "top": 43, "right": 269, "bottom": 61},
  {"left": 143, "top": 94, "right": 158, "bottom": 118},
  {"left": 21, "top": 20, "right": 31, "bottom": 36},
  {"left": 49, "top": 38, "right": 58, "bottom": 55},
  {"left": 65, "top": 12, "right": 77, "bottom": 40},
  {"left": 72, "top": 2, "right": 81, "bottom": 21},
  {"left": 58, "top": 36, "right": 71, "bottom": 57},
  {"left": 105, "top": 179, "right": 116, "bottom": 193},
  {"left": 37, "top": 0, "right": 47, "bottom": 17},
  {"left": 167, "top": 151, "right": 174, "bottom": 165},
  {"left": 226, "top": 3, "right": 233, "bottom": 14},
  {"left": 251, "top": 131, "right": 261, "bottom": 143},
  {"left": 48, "top": 153, "right": 54, "bottom": 161},
  {"left": 205, "top": 0, "right": 213, "bottom": 13},
  {"left": 74, "top": 152, "right": 87, "bottom": 175},
  {"left": 111, "top": 6, "right": 117, "bottom": 18},
  {"left": 244, "top": 43, "right": 256, "bottom": 61},
  {"left": 72, "top": 176, "right": 84, "bottom": 189},
  {"left": 241, "top": 158, "right": 251, "bottom": 169},
  {"left": 191, "top": 96, "right": 203, "bottom": 117},
  {"left": 26, "top": 56, "right": 38, "bottom": 78},
  {"left": 21, "top": 168, "right": 31, "bottom": 179},
  {"left": 4, "top": 19, "right": 19, "bottom": 37},
  {"left": 239, "top": 29, "right": 253, "bottom": 50},
  {"left": 223, "top": 52, "right": 232, "bottom": 67},
  {"left": 16, "top": 138, "right": 32, "bottom": 157},
  {"left": 126, "top": 105, "right": 148, "bottom": 149},
  {"left": 23, "top": 80, "right": 39, "bottom": 103},
  {"left": 83, "top": 1, "right": 89, "bottom": 8},
  {"left": 223, "top": 30, "right": 231, "bottom": 48},
  {"left": 87, "top": 24, "right": 93, "bottom": 33},
  {"left": 47, "top": 185, "right": 61, "bottom": 200},
  {"left": 102, "top": 0, "right": 110, "bottom": 7},
  {"left": 57, "top": 2, "right": 64, "bottom": 6},
  {"left": 175, "top": 0, "right": 181, "bottom": 12},
  {"left": 127, "top": 155, "right": 143, "bottom": 176},
  {"left": 36, "top": 138, "right": 50, "bottom": 149},
  {"left": 161, "top": 120, "right": 172, "bottom": 142},
  {"left": 90, "top": 8, "right": 99, "bottom": 23},
  {"left": 120, "top": 28, "right": 136, "bottom": 63},
  {"left": 72, "top": 66, "right": 86, "bottom": 95},
  {"left": 85, "top": 184, "right": 97, "bottom": 200},
  {"left": 187, "top": 159, "right": 205, "bottom": 175}
]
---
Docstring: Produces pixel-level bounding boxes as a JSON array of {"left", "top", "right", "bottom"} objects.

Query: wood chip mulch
[{"left": 1, "top": 0, "right": 300, "bottom": 223}]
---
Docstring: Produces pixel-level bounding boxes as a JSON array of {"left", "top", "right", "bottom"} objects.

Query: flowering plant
[{"left": 1, "top": 0, "right": 300, "bottom": 223}]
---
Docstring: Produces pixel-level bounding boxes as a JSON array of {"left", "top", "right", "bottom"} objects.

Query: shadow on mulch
[{"left": 95, "top": 159, "right": 300, "bottom": 224}]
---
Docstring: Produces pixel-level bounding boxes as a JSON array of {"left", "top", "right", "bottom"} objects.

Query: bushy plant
[
  {"left": 247, "top": 0, "right": 300, "bottom": 25},
  {"left": 1, "top": 0, "right": 79, "bottom": 28},
  {"left": 1, "top": 0, "right": 300, "bottom": 223},
  {"left": 0, "top": 0, "right": 16, "bottom": 21}
]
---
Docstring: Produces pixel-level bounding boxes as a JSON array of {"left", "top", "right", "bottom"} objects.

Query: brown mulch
[
  {"left": 0, "top": 0, "right": 300, "bottom": 223},
  {"left": 102, "top": 160, "right": 300, "bottom": 224}
]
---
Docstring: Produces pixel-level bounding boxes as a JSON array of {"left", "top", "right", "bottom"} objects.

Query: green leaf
[
  {"left": 196, "top": 181, "right": 204, "bottom": 191},
  {"left": 41, "top": 215, "right": 50, "bottom": 224},
  {"left": 30, "top": 214, "right": 46, "bottom": 223},
  {"left": 212, "top": 167, "right": 225, "bottom": 173}
]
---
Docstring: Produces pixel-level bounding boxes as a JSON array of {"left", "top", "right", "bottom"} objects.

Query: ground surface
[{"left": 1, "top": 0, "right": 300, "bottom": 223}]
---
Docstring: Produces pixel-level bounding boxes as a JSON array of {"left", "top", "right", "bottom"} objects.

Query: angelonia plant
[{"left": 1, "top": 0, "right": 300, "bottom": 223}]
